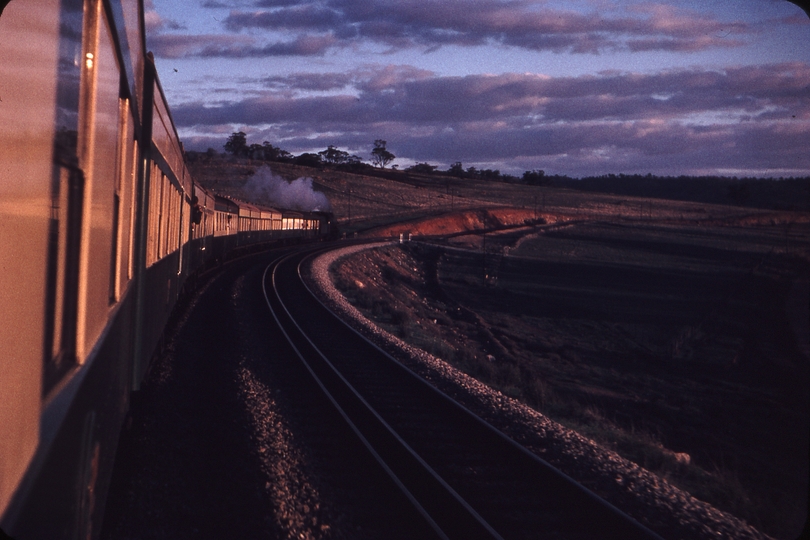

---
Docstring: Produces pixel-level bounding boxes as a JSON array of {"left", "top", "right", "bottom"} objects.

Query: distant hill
[{"left": 185, "top": 153, "right": 810, "bottom": 231}]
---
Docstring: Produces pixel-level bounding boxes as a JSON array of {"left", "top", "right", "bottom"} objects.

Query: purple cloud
[
  {"left": 224, "top": 4, "right": 343, "bottom": 32},
  {"left": 144, "top": 0, "right": 186, "bottom": 34},
  {"left": 184, "top": 0, "right": 756, "bottom": 58},
  {"left": 149, "top": 32, "right": 336, "bottom": 58},
  {"left": 172, "top": 63, "right": 810, "bottom": 126},
  {"left": 172, "top": 61, "right": 810, "bottom": 176},
  {"left": 261, "top": 64, "right": 433, "bottom": 92}
]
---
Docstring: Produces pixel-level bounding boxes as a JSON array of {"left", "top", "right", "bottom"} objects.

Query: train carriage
[
  {"left": 281, "top": 210, "right": 304, "bottom": 239},
  {"left": 264, "top": 207, "right": 284, "bottom": 234},
  {"left": 1, "top": 1, "right": 150, "bottom": 537},
  {"left": 0, "top": 1, "right": 334, "bottom": 538},
  {"left": 252, "top": 205, "right": 283, "bottom": 243},
  {"left": 187, "top": 182, "right": 217, "bottom": 273},
  {"left": 237, "top": 200, "right": 261, "bottom": 245},
  {"left": 211, "top": 194, "right": 239, "bottom": 261}
]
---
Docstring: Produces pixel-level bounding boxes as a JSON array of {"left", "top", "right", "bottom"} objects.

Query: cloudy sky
[{"left": 146, "top": 0, "right": 810, "bottom": 177}]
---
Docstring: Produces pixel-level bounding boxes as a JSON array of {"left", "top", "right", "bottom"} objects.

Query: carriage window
[
  {"left": 109, "top": 97, "right": 129, "bottom": 304},
  {"left": 128, "top": 139, "right": 138, "bottom": 279},
  {"left": 42, "top": 0, "right": 92, "bottom": 394}
]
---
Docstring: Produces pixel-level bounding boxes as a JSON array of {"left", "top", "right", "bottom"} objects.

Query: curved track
[
  {"left": 263, "top": 246, "right": 665, "bottom": 540},
  {"left": 102, "top": 247, "right": 441, "bottom": 539}
]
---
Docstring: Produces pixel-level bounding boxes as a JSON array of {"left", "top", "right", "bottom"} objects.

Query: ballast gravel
[{"left": 304, "top": 242, "right": 773, "bottom": 540}]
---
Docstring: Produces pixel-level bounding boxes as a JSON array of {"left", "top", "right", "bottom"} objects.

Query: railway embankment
[{"left": 305, "top": 243, "right": 777, "bottom": 540}]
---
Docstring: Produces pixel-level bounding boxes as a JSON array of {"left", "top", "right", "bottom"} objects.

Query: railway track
[{"left": 263, "top": 246, "right": 665, "bottom": 540}]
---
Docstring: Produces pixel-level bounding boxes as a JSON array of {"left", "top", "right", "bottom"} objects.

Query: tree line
[
  {"left": 185, "top": 132, "right": 809, "bottom": 210},
  {"left": 210, "top": 131, "right": 397, "bottom": 171},
  {"left": 200, "top": 131, "right": 550, "bottom": 184}
]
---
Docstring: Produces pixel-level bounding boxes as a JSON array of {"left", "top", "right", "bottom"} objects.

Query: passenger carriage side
[{"left": 0, "top": 2, "right": 334, "bottom": 538}]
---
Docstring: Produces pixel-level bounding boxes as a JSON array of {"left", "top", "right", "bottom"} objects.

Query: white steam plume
[{"left": 243, "top": 166, "right": 331, "bottom": 212}]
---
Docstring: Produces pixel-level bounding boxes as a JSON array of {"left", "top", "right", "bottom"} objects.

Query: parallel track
[{"left": 262, "top": 246, "right": 665, "bottom": 540}]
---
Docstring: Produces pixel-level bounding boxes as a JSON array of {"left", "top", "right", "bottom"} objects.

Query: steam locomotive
[{"left": 0, "top": 1, "right": 333, "bottom": 538}]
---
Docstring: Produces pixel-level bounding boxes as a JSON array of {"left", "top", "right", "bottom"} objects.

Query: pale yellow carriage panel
[{"left": 0, "top": 0, "right": 61, "bottom": 517}]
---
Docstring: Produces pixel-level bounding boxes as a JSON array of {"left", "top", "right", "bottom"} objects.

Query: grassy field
[{"left": 187, "top": 155, "right": 791, "bottom": 234}]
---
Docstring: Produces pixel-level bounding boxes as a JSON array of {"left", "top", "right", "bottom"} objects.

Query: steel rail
[
  {"left": 264, "top": 243, "right": 666, "bottom": 540},
  {"left": 262, "top": 249, "right": 503, "bottom": 540},
  {"left": 296, "top": 245, "right": 667, "bottom": 540}
]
